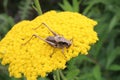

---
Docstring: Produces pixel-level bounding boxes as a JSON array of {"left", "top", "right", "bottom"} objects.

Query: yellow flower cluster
[{"left": 0, "top": 11, "right": 98, "bottom": 80}]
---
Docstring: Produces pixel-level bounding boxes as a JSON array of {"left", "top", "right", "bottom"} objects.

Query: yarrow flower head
[{"left": 0, "top": 11, "right": 98, "bottom": 80}]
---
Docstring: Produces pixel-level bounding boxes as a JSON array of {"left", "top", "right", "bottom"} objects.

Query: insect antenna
[{"left": 34, "top": 22, "right": 58, "bottom": 36}]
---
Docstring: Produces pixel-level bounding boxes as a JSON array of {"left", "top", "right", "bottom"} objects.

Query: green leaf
[
  {"left": 66, "top": 69, "right": 80, "bottom": 80},
  {"left": 106, "top": 47, "right": 120, "bottom": 68},
  {"left": 93, "top": 65, "right": 102, "bottom": 80},
  {"left": 58, "top": 0, "right": 73, "bottom": 11},
  {"left": 37, "top": 76, "right": 49, "bottom": 80},
  {"left": 108, "top": 64, "right": 120, "bottom": 71},
  {"left": 108, "top": 15, "right": 118, "bottom": 33},
  {"left": 72, "top": 0, "right": 80, "bottom": 12},
  {"left": 18, "top": 0, "right": 32, "bottom": 20},
  {"left": 77, "top": 73, "right": 93, "bottom": 80},
  {"left": 106, "top": 37, "right": 114, "bottom": 55},
  {"left": 58, "top": 0, "right": 80, "bottom": 12},
  {"left": 3, "top": 0, "right": 8, "bottom": 11},
  {"left": 0, "top": 13, "right": 14, "bottom": 39}
]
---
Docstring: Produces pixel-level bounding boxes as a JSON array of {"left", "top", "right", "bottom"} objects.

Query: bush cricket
[{"left": 23, "top": 22, "right": 72, "bottom": 56}]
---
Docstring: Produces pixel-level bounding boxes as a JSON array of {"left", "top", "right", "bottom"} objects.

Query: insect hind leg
[
  {"left": 22, "top": 34, "right": 35, "bottom": 45},
  {"left": 23, "top": 34, "right": 45, "bottom": 45},
  {"left": 23, "top": 34, "right": 56, "bottom": 47}
]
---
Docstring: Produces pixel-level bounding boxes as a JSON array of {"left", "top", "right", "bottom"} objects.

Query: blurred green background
[{"left": 0, "top": 0, "right": 120, "bottom": 80}]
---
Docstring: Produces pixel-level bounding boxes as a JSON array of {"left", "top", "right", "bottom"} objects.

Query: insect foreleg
[
  {"left": 61, "top": 48, "right": 67, "bottom": 58},
  {"left": 34, "top": 22, "right": 58, "bottom": 36},
  {"left": 70, "top": 38, "right": 73, "bottom": 43},
  {"left": 62, "top": 48, "right": 64, "bottom": 53}
]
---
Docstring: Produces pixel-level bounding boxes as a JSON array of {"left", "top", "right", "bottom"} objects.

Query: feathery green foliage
[
  {"left": 18, "top": 0, "right": 32, "bottom": 20},
  {"left": 0, "top": 14, "right": 14, "bottom": 39},
  {"left": 59, "top": 0, "right": 81, "bottom": 12},
  {"left": 59, "top": 0, "right": 120, "bottom": 80}
]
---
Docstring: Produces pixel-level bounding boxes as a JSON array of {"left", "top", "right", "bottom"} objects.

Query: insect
[{"left": 24, "top": 22, "right": 72, "bottom": 55}]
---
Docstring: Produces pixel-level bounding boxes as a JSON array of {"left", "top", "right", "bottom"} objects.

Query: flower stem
[
  {"left": 34, "top": 0, "right": 42, "bottom": 15},
  {"left": 54, "top": 70, "right": 61, "bottom": 80},
  {"left": 59, "top": 70, "right": 67, "bottom": 80}
]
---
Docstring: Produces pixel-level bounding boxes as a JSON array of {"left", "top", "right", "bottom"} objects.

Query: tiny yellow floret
[{"left": 0, "top": 11, "right": 98, "bottom": 80}]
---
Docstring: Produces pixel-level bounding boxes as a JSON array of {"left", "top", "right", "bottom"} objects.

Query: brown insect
[{"left": 24, "top": 22, "right": 72, "bottom": 54}]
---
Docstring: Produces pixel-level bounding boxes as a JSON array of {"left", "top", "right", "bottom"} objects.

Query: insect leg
[
  {"left": 50, "top": 48, "right": 55, "bottom": 57},
  {"left": 34, "top": 22, "right": 58, "bottom": 36},
  {"left": 23, "top": 34, "right": 56, "bottom": 46},
  {"left": 23, "top": 34, "right": 42, "bottom": 45},
  {"left": 32, "top": 34, "right": 57, "bottom": 47},
  {"left": 62, "top": 48, "right": 64, "bottom": 53},
  {"left": 61, "top": 48, "right": 67, "bottom": 58},
  {"left": 70, "top": 38, "right": 73, "bottom": 43},
  {"left": 23, "top": 35, "right": 35, "bottom": 45}
]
